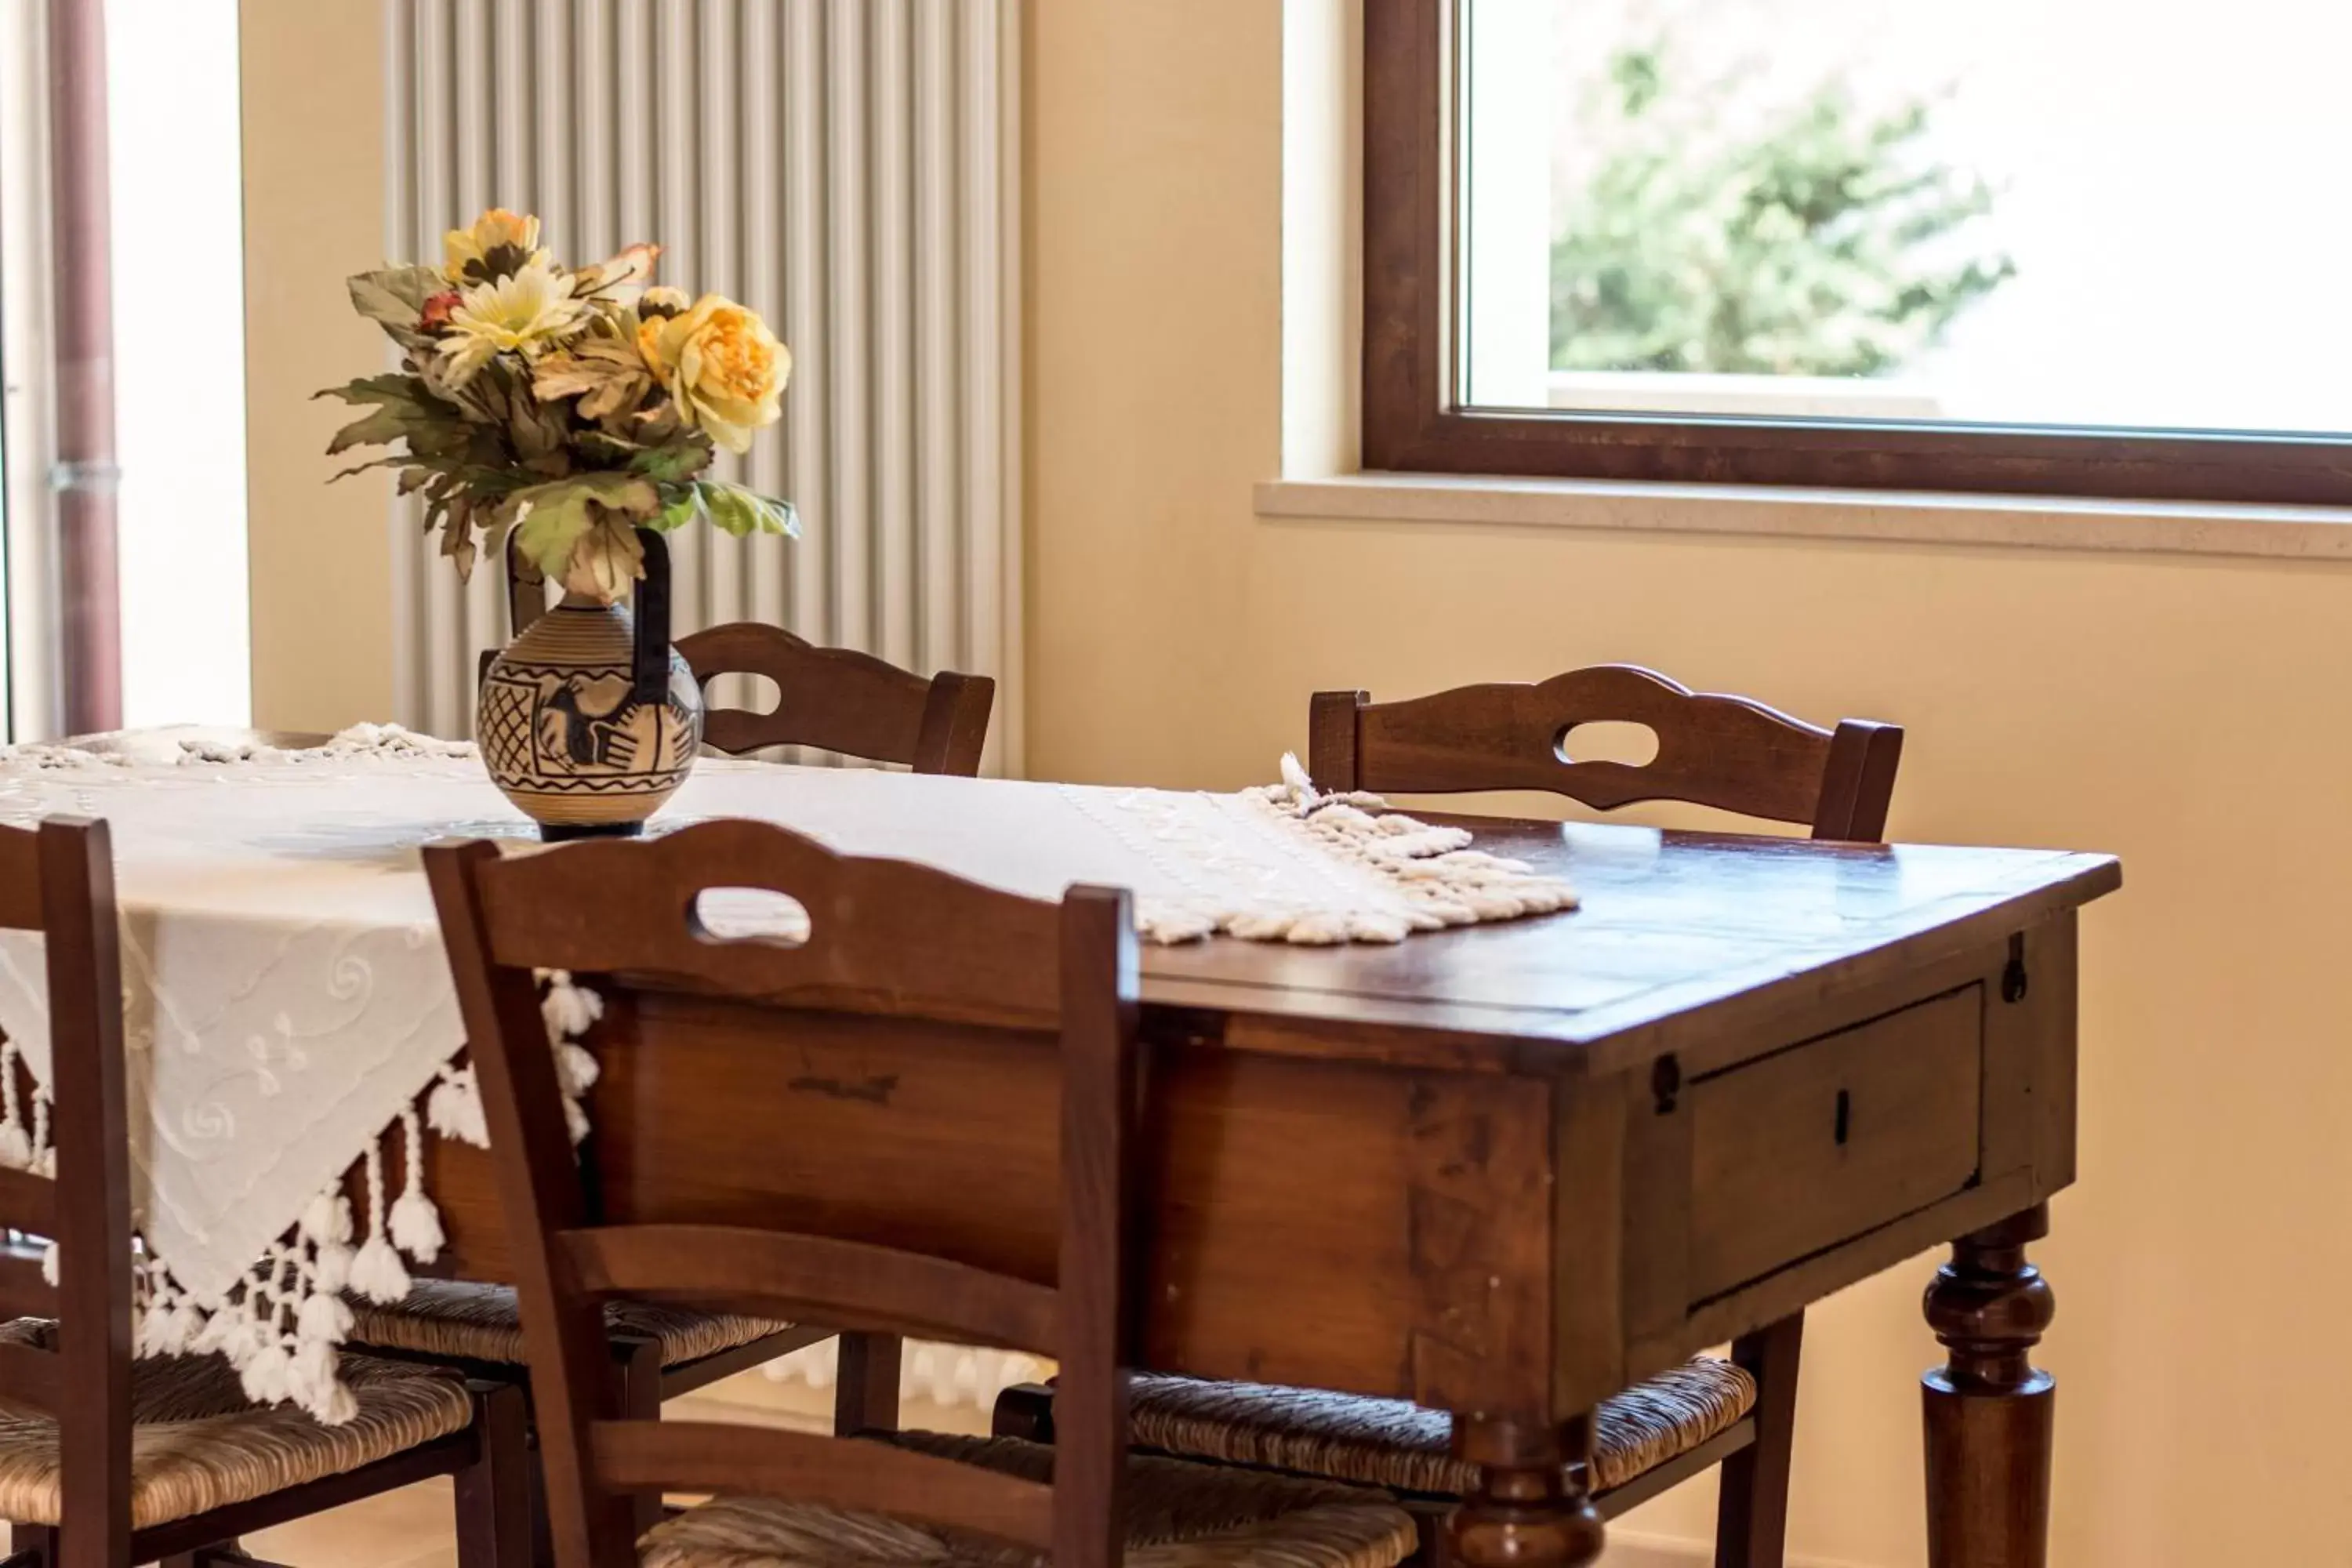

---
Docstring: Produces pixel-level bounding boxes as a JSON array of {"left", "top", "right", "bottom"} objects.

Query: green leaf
[
  {"left": 318, "top": 372, "right": 430, "bottom": 407},
  {"left": 695, "top": 481, "right": 800, "bottom": 540},
  {"left": 627, "top": 437, "right": 715, "bottom": 485},
  {"left": 405, "top": 419, "right": 478, "bottom": 462},
  {"left": 696, "top": 482, "right": 760, "bottom": 538},
  {"left": 325, "top": 405, "right": 424, "bottom": 458},
  {"left": 326, "top": 454, "right": 412, "bottom": 484},
  {"left": 509, "top": 473, "right": 661, "bottom": 581},
  {"left": 317, "top": 374, "right": 462, "bottom": 461},
  {"left": 347, "top": 265, "right": 450, "bottom": 331},
  {"left": 485, "top": 493, "right": 531, "bottom": 538},
  {"left": 439, "top": 494, "right": 480, "bottom": 579},
  {"left": 568, "top": 514, "right": 645, "bottom": 602},
  {"left": 459, "top": 466, "right": 535, "bottom": 499},
  {"left": 570, "top": 430, "right": 641, "bottom": 466},
  {"left": 532, "top": 336, "right": 655, "bottom": 422},
  {"left": 650, "top": 486, "right": 704, "bottom": 533}
]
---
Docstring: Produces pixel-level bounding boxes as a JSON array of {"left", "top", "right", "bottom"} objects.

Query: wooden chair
[
  {"left": 1000, "top": 665, "right": 1904, "bottom": 1568},
  {"left": 0, "top": 818, "right": 529, "bottom": 1568},
  {"left": 423, "top": 583, "right": 1002, "bottom": 1443},
  {"left": 484, "top": 537, "right": 994, "bottom": 774},
  {"left": 676, "top": 622, "right": 996, "bottom": 773},
  {"left": 1305, "top": 664, "right": 1902, "bottom": 840},
  {"left": 423, "top": 822, "right": 1418, "bottom": 1568}
]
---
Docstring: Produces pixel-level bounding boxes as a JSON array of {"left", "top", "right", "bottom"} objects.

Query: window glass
[
  {"left": 1461, "top": 0, "right": 2352, "bottom": 435},
  {"left": 109, "top": 0, "right": 252, "bottom": 726}
]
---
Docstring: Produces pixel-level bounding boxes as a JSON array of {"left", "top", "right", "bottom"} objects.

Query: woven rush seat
[
  {"left": 1125, "top": 1356, "right": 1758, "bottom": 1496},
  {"left": 350, "top": 1279, "right": 791, "bottom": 1368},
  {"left": 640, "top": 1430, "right": 1418, "bottom": 1568},
  {"left": 0, "top": 1318, "right": 474, "bottom": 1530}
]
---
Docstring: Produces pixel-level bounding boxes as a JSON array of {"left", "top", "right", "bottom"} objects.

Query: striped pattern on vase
[{"left": 477, "top": 596, "right": 704, "bottom": 836}]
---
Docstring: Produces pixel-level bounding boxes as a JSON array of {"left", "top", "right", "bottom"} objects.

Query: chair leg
[
  {"left": 3, "top": 1523, "right": 50, "bottom": 1568},
  {"left": 833, "top": 1331, "right": 901, "bottom": 1436},
  {"left": 1714, "top": 1312, "right": 1806, "bottom": 1568},
  {"left": 454, "top": 1381, "right": 533, "bottom": 1567},
  {"left": 1390, "top": 1500, "right": 1448, "bottom": 1568},
  {"left": 527, "top": 1438, "right": 557, "bottom": 1568},
  {"left": 615, "top": 1335, "right": 668, "bottom": 1545}
]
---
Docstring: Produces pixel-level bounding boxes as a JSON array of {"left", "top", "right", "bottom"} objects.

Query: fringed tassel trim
[
  {"left": 1112, "top": 753, "right": 1579, "bottom": 946},
  {"left": 1233, "top": 753, "right": 1579, "bottom": 942},
  {"left": 128, "top": 968, "right": 601, "bottom": 1425},
  {"left": 0, "top": 1044, "right": 49, "bottom": 1174}
]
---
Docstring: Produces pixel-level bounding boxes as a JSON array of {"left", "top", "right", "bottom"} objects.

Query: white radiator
[{"left": 382, "top": 0, "right": 1022, "bottom": 773}]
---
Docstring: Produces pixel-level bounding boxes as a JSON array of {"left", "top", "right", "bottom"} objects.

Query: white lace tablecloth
[{"left": 0, "top": 728, "right": 1573, "bottom": 1421}]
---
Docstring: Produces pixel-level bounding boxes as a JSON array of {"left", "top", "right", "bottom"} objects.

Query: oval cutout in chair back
[
  {"left": 1555, "top": 720, "right": 1661, "bottom": 768},
  {"left": 703, "top": 671, "right": 783, "bottom": 719},
  {"left": 691, "top": 887, "right": 813, "bottom": 946}
]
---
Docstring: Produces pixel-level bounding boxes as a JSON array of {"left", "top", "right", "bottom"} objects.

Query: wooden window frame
[{"left": 1363, "top": 0, "right": 2352, "bottom": 508}]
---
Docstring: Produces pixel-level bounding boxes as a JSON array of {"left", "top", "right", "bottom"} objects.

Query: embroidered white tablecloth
[{"left": 0, "top": 728, "right": 1573, "bottom": 1421}]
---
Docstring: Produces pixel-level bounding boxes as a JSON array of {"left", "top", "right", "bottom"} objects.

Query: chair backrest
[
  {"left": 482, "top": 532, "right": 994, "bottom": 774},
  {"left": 0, "top": 817, "right": 132, "bottom": 1567},
  {"left": 676, "top": 622, "right": 996, "bottom": 774},
  {"left": 424, "top": 823, "right": 1138, "bottom": 1568},
  {"left": 1308, "top": 664, "right": 1904, "bottom": 840}
]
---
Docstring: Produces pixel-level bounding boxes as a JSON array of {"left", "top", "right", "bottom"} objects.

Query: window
[
  {"left": 0, "top": 0, "right": 248, "bottom": 740},
  {"left": 107, "top": 0, "right": 251, "bottom": 728},
  {"left": 1366, "top": 0, "right": 2352, "bottom": 504}
]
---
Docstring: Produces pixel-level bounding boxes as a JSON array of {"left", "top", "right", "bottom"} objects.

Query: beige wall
[
  {"left": 1030, "top": 3, "right": 2352, "bottom": 1565},
  {"left": 241, "top": 0, "right": 394, "bottom": 731}
]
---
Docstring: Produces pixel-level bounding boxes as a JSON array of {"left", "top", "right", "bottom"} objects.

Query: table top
[
  {"left": 1142, "top": 816, "right": 2119, "bottom": 1076},
  {"left": 45, "top": 726, "right": 2123, "bottom": 1076}
]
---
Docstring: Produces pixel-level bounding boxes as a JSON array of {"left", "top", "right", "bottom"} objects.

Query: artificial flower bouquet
[{"left": 321, "top": 209, "right": 797, "bottom": 602}]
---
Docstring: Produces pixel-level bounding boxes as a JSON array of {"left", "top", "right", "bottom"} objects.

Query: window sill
[{"left": 1255, "top": 473, "right": 2352, "bottom": 562}]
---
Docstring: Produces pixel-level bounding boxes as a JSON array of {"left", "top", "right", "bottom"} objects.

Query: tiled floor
[{"left": 229, "top": 1371, "right": 992, "bottom": 1568}]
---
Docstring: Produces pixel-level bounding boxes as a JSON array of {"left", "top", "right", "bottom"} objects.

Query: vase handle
[
  {"left": 631, "top": 527, "right": 673, "bottom": 710},
  {"left": 502, "top": 528, "right": 546, "bottom": 641}
]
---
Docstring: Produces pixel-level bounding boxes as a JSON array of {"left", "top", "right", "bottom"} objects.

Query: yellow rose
[
  {"left": 445, "top": 209, "right": 545, "bottom": 283},
  {"left": 637, "top": 294, "right": 789, "bottom": 454}
]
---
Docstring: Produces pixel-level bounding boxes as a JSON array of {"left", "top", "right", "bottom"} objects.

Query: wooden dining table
[{"left": 380, "top": 796, "right": 2118, "bottom": 1568}]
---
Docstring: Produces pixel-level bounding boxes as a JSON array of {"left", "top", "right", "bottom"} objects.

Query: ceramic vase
[{"left": 476, "top": 529, "right": 702, "bottom": 839}]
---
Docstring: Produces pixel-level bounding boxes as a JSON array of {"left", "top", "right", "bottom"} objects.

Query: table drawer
[{"left": 1687, "top": 985, "right": 1984, "bottom": 1299}]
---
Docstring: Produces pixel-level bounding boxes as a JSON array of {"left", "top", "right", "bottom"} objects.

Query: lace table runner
[{"left": 0, "top": 727, "right": 1573, "bottom": 1421}]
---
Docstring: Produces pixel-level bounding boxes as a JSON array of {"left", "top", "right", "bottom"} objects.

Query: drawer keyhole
[
  {"left": 1834, "top": 1088, "right": 1852, "bottom": 1146},
  {"left": 1650, "top": 1054, "right": 1682, "bottom": 1116}
]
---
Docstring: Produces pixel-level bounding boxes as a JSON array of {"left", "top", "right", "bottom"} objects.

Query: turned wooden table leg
[
  {"left": 1922, "top": 1203, "right": 2056, "bottom": 1568},
  {"left": 1446, "top": 1414, "right": 1606, "bottom": 1568}
]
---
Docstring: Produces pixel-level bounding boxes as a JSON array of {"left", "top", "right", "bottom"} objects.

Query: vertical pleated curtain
[{"left": 383, "top": 0, "right": 1021, "bottom": 771}]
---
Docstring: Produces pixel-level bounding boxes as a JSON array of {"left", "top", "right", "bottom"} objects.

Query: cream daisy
[{"left": 437, "top": 255, "right": 590, "bottom": 386}]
